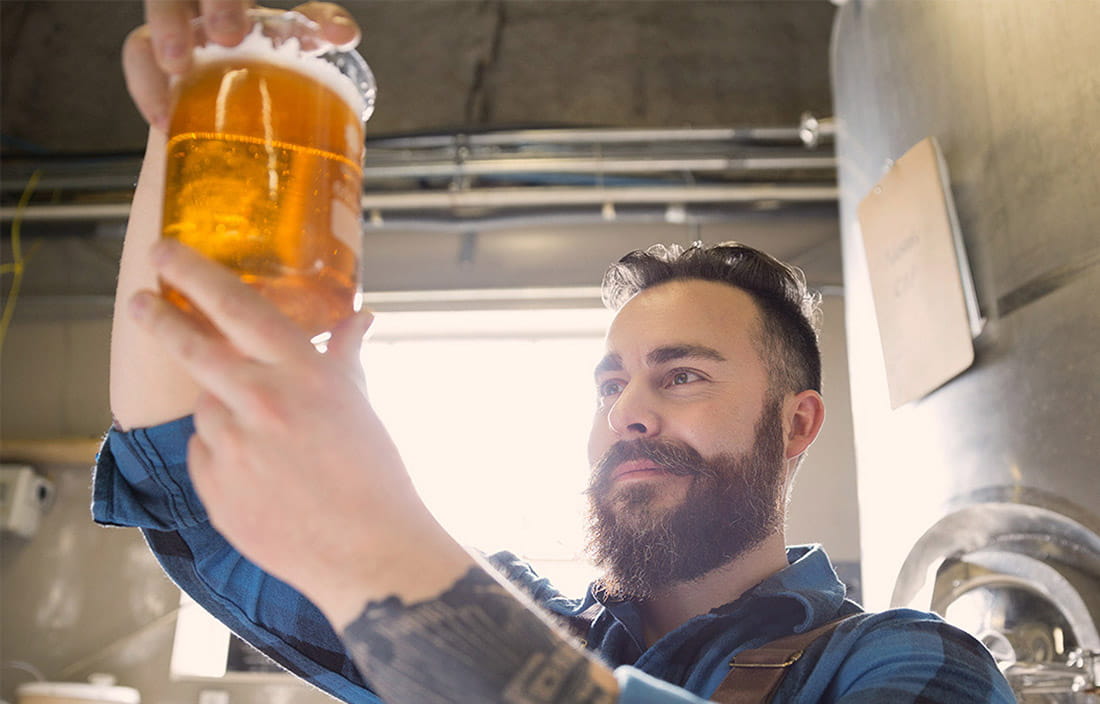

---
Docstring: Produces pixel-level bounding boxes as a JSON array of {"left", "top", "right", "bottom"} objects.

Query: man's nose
[{"left": 607, "top": 384, "right": 660, "bottom": 438}]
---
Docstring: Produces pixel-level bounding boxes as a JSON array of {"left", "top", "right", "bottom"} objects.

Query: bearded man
[{"left": 96, "top": 2, "right": 1015, "bottom": 702}]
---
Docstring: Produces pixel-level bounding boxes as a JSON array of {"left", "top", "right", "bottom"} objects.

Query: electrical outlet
[{"left": 0, "top": 465, "right": 55, "bottom": 538}]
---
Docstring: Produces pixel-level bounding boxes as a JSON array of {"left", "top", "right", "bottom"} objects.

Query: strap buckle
[{"left": 729, "top": 649, "right": 805, "bottom": 669}]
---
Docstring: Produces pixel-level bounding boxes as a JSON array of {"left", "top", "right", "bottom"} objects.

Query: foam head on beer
[{"left": 161, "top": 11, "right": 376, "bottom": 340}]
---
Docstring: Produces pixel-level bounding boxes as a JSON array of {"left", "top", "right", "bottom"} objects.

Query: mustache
[{"left": 589, "top": 438, "right": 716, "bottom": 491}]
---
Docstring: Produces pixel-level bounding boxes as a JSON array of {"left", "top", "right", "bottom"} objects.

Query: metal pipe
[
  {"left": 0, "top": 202, "right": 132, "bottom": 222},
  {"left": 361, "top": 155, "right": 836, "bottom": 179},
  {"left": 0, "top": 184, "right": 838, "bottom": 222},
  {"left": 360, "top": 203, "right": 835, "bottom": 232},
  {"left": 365, "top": 126, "right": 809, "bottom": 149},
  {"left": 359, "top": 185, "right": 837, "bottom": 209},
  {"left": 0, "top": 153, "right": 835, "bottom": 193},
  {"left": 799, "top": 113, "right": 837, "bottom": 149}
]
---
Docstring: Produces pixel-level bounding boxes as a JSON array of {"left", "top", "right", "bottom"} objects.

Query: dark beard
[{"left": 584, "top": 399, "right": 786, "bottom": 600}]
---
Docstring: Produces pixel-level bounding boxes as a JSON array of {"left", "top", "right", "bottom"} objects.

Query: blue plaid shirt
[{"left": 94, "top": 416, "right": 1015, "bottom": 703}]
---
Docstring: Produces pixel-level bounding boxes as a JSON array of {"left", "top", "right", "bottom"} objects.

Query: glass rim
[{"left": 185, "top": 8, "right": 376, "bottom": 122}]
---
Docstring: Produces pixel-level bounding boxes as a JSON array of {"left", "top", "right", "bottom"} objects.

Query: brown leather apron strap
[{"left": 709, "top": 615, "right": 858, "bottom": 704}]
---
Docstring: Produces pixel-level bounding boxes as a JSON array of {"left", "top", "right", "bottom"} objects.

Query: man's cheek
[{"left": 586, "top": 424, "right": 611, "bottom": 468}]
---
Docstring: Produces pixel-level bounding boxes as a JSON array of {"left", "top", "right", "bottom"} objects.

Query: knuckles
[
  {"left": 239, "top": 378, "right": 298, "bottom": 431},
  {"left": 209, "top": 284, "right": 252, "bottom": 323},
  {"left": 122, "top": 25, "right": 152, "bottom": 57},
  {"left": 171, "top": 321, "right": 214, "bottom": 365}
]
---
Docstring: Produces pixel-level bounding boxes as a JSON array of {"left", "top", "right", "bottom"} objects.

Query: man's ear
[{"left": 783, "top": 390, "right": 825, "bottom": 460}]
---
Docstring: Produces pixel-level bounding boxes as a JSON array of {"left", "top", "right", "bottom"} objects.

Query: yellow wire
[
  {"left": 0, "top": 170, "right": 42, "bottom": 351},
  {"left": 0, "top": 241, "right": 42, "bottom": 274}
]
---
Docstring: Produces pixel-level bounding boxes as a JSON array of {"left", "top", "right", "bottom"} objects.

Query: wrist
[{"left": 307, "top": 510, "right": 478, "bottom": 630}]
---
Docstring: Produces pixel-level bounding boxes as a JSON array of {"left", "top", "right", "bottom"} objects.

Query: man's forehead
[
  {"left": 607, "top": 280, "right": 759, "bottom": 333},
  {"left": 601, "top": 280, "right": 762, "bottom": 361},
  {"left": 616, "top": 277, "right": 756, "bottom": 309}
]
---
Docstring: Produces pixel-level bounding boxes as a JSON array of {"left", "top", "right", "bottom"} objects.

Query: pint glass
[{"left": 161, "top": 10, "right": 376, "bottom": 339}]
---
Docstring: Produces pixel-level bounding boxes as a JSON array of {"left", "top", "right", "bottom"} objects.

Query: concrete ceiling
[{"left": 1, "top": 0, "right": 836, "bottom": 153}]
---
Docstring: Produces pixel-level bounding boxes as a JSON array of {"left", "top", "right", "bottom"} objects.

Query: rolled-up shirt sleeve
[
  {"left": 93, "top": 418, "right": 381, "bottom": 703},
  {"left": 94, "top": 416, "right": 205, "bottom": 529}
]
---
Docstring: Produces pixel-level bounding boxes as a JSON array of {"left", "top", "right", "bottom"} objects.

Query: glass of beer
[{"left": 161, "top": 9, "right": 376, "bottom": 340}]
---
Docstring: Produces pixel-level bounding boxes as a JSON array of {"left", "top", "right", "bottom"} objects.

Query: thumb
[
  {"left": 293, "top": 2, "right": 361, "bottom": 51},
  {"left": 325, "top": 309, "right": 375, "bottom": 368}
]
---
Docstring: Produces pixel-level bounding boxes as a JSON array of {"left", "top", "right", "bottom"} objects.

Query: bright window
[{"left": 363, "top": 307, "right": 612, "bottom": 597}]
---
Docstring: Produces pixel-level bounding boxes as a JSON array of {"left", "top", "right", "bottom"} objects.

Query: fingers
[
  {"left": 187, "top": 431, "right": 228, "bottom": 524},
  {"left": 198, "top": 0, "right": 251, "bottom": 47},
  {"left": 126, "top": 1, "right": 251, "bottom": 128},
  {"left": 128, "top": 288, "right": 247, "bottom": 389},
  {"left": 293, "top": 2, "right": 360, "bottom": 50},
  {"left": 193, "top": 390, "right": 237, "bottom": 449},
  {"left": 187, "top": 432, "right": 215, "bottom": 496},
  {"left": 150, "top": 240, "right": 312, "bottom": 363},
  {"left": 122, "top": 25, "right": 173, "bottom": 131},
  {"left": 144, "top": 0, "right": 200, "bottom": 76},
  {"left": 127, "top": 1, "right": 356, "bottom": 129},
  {"left": 325, "top": 309, "right": 374, "bottom": 370},
  {"left": 130, "top": 284, "right": 301, "bottom": 426}
]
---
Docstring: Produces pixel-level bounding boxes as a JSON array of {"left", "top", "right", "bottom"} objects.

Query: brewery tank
[{"left": 830, "top": 2, "right": 1100, "bottom": 701}]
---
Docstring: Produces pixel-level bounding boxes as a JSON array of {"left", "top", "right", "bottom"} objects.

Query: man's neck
[{"left": 637, "top": 533, "right": 789, "bottom": 647}]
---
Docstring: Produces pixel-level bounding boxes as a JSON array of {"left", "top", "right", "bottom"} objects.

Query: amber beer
[{"left": 162, "top": 38, "right": 366, "bottom": 338}]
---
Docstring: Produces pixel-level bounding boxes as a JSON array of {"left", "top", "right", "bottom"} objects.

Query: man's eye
[
  {"left": 598, "top": 380, "right": 624, "bottom": 397},
  {"left": 668, "top": 370, "right": 703, "bottom": 387}
]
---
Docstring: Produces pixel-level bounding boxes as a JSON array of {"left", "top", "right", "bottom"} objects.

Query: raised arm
[
  {"left": 109, "top": 0, "right": 361, "bottom": 430},
  {"left": 110, "top": 127, "right": 201, "bottom": 429}
]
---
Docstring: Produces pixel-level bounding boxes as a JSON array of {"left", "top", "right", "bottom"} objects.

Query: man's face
[{"left": 585, "top": 279, "right": 788, "bottom": 598}]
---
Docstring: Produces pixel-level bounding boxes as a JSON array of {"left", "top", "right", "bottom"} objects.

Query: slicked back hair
[{"left": 601, "top": 242, "right": 822, "bottom": 397}]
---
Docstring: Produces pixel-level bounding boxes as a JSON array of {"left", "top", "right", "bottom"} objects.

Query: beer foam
[{"left": 192, "top": 24, "right": 368, "bottom": 120}]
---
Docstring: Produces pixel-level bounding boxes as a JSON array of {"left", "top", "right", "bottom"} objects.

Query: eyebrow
[
  {"left": 594, "top": 353, "right": 623, "bottom": 378},
  {"left": 593, "top": 344, "right": 727, "bottom": 378},
  {"left": 647, "top": 344, "right": 727, "bottom": 366}
]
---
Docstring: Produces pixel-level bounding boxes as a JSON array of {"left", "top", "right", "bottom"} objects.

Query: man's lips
[{"left": 611, "top": 459, "right": 671, "bottom": 481}]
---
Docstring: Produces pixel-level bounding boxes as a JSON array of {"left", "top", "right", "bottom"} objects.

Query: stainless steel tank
[{"left": 831, "top": 2, "right": 1100, "bottom": 701}]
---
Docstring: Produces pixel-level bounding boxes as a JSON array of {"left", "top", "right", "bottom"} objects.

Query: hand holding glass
[{"left": 161, "top": 9, "right": 376, "bottom": 339}]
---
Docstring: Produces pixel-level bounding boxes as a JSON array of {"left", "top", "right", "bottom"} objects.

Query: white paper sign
[{"left": 858, "top": 137, "right": 980, "bottom": 408}]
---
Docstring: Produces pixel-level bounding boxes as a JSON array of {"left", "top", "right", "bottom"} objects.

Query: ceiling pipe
[
  {"left": 360, "top": 125, "right": 828, "bottom": 149},
  {"left": 359, "top": 184, "right": 837, "bottom": 210},
  {"left": 0, "top": 184, "right": 837, "bottom": 224},
  {"left": 359, "top": 202, "right": 836, "bottom": 232},
  {"left": 0, "top": 152, "right": 835, "bottom": 194},
  {"left": 361, "top": 155, "right": 835, "bottom": 180}
]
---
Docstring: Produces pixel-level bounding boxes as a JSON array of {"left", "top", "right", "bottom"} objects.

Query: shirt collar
[
  {"left": 722, "top": 544, "right": 848, "bottom": 632},
  {"left": 569, "top": 544, "right": 847, "bottom": 634}
]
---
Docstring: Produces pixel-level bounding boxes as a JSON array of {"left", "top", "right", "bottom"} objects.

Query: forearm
[
  {"left": 110, "top": 128, "right": 201, "bottom": 430},
  {"left": 338, "top": 559, "right": 620, "bottom": 704},
  {"left": 94, "top": 422, "right": 379, "bottom": 701}
]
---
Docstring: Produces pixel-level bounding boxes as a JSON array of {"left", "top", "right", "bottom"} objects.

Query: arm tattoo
[{"left": 341, "top": 567, "right": 617, "bottom": 704}]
